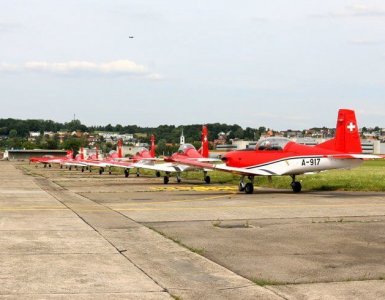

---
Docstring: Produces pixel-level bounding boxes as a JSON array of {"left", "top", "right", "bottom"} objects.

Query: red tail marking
[
  {"left": 201, "top": 125, "right": 209, "bottom": 158},
  {"left": 117, "top": 139, "right": 123, "bottom": 158},
  {"left": 150, "top": 134, "right": 156, "bottom": 158}
]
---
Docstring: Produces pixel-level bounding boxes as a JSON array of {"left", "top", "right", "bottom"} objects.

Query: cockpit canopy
[
  {"left": 178, "top": 143, "right": 196, "bottom": 153},
  {"left": 256, "top": 137, "right": 290, "bottom": 151}
]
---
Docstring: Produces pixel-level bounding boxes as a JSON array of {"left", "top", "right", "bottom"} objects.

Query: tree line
[{"left": 0, "top": 118, "right": 267, "bottom": 145}]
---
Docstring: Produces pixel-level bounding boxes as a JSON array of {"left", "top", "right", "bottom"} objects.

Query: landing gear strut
[
  {"left": 99, "top": 167, "right": 104, "bottom": 175},
  {"left": 290, "top": 175, "right": 302, "bottom": 193},
  {"left": 136, "top": 168, "right": 140, "bottom": 177},
  {"left": 203, "top": 171, "right": 211, "bottom": 184},
  {"left": 239, "top": 176, "right": 254, "bottom": 194},
  {"left": 163, "top": 172, "right": 170, "bottom": 184},
  {"left": 176, "top": 172, "right": 181, "bottom": 183}
]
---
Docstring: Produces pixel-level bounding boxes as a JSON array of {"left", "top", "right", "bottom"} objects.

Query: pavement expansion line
[
  {"left": 33, "top": 176, "right": 283, "bottom": 300},
  {"left": 33, "top": 177, "right": 171, "bottom": 297}
]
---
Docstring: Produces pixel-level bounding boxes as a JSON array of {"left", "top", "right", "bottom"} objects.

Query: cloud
[
  {"left": 312, "top": 4, "right": 385, "bottom": 18},
  {"left": 359, "top": 109, "right": 385, "bottom": 118},
  {"left": 0, "top": 60, "right": 162, "bottom": 79},
  {"left": 349, "top": 39, "right": 384, "bottom": 45},
  {"left": 0, "top": 63, "right": 18, "bottom": 72},
  {"left": 0, "top": 22, "right": 21, "bottom": 32}
]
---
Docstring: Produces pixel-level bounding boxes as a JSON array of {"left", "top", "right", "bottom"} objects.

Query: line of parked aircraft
[{"left": 30, "top": 109, "right": 383, "bottom": 194}]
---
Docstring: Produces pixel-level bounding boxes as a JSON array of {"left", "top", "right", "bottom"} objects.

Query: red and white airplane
[
  {"left": 29, "top": 150, "right": 73, "bottom": 168},
  {"left": 169, "top": 109, "right": 382, "bottom": 194},
  {"left": 102, "top": 135, "right": 157, "bottom": 177},
  {"left": 134, "top": 125, "right": 218, "bottom": 184}
]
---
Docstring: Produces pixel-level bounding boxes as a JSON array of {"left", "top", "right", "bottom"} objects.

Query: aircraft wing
[
  {"left": 104, "top": 161, "right": 135, "bottom": 169},
  {"left": 167, "top": 159, "right": 276, "bottom": 176},
  {"left": 327, "top": 154, "right": 383, "bottom": 160},
  {"left": 63, "top": 161, "right": 88, "bottom": 167},
  {"left": 82, "top": 161, "right": 110, "bottom": 168},
  {"left": 195, "top": 158, "right": 221, "bottom": 162},
  {"left": 133, "top": 162, "right": 190, "bottom": 173}
]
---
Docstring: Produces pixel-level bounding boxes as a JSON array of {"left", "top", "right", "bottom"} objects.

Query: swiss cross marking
[{"left": 347, "top": 122, "right": 356, "bottom": 132}]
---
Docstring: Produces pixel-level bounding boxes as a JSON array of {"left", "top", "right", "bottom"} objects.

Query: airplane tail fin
[
  {"left": 316, "top": 109, "right": 361, "bottom": 153},
  {"left": 80, "top": 147, "right": 84, "bottom": 160},
  {"left": 150, "top": 134, "right": 156, "bottom": 158},
  {"left": 117, "top": 139, "right": 123, "bottom": 158},
  {"left": 201, "top": 125, "right": 209, "bottom": 158}
]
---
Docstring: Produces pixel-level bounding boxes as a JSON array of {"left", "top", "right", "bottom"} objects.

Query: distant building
[
  {"left": 180, "top": 130, "right": 185, "bottom": 145},
  {"left": 100, "top": 132, "right": 134, "bottom": 143},
  {"left": 121, "top": 144, "right": 149, "bottom": 157},
  {"left": 4, "top": 149, "right": 67, "bottom": 161}
]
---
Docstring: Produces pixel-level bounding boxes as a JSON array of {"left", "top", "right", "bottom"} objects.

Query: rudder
[{"left": 316, "top": 109, "right": 361, "bottom": 153}]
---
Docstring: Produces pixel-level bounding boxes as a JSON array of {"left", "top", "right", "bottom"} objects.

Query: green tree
[{"left": 9, "top": 129, "right": 18, "bottom": 138}]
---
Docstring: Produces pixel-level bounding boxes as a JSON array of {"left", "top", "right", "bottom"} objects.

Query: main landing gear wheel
[
  {"left": 244, "top": 182, "right": 254, "bottom": 194},
  {"left": 124, "top": 169, "right": 129, "bottom": 178},
  {"left": 177, "top": 177, "right": 181, "bottom": 184},
  {"left": 81, "top": 167, "right": 84, "bottom": 173},
  {"left": 99, "top": 168, "right": 104, "bottom": 175},
  {"left": 204, "top": 176, "right": 211, "bottom": 184},
  {"left": 156, "top": 171, "right": 161, "bottom": 178},
  {"left": 291, "top": 181, "right": 302, "bottom": 193},
  {"left": 239, "top": 182, "right": 246, "bottom": 192},
  {"left": 49, "top": 164, "right": 51, "bottom": 168},
  {"left": 163, "top": 176, "right": 169, "bottom": 184}
]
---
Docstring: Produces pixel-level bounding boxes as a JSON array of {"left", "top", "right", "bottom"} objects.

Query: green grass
[
  {"left": 148, "top": 226, "right": 205, "bottom": 255},
  {"left": 251, "top": 278, "right": 282, "bottom": 286}
]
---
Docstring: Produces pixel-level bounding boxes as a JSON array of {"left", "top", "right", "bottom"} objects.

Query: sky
[{"left": 0, "top": 0, "right": 385, "bottom": 130}]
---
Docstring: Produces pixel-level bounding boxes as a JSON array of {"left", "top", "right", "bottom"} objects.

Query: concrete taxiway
[{"left": 1, "top": 161, "right": 384, "bottom": 299}]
